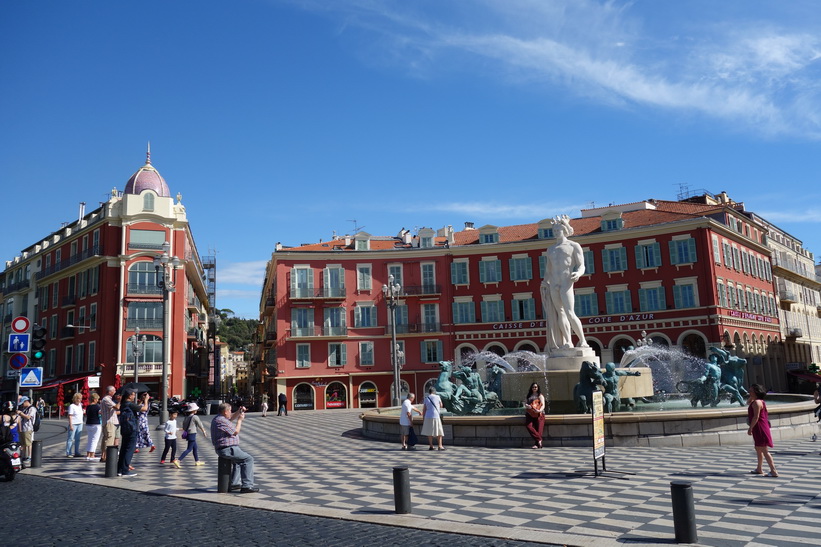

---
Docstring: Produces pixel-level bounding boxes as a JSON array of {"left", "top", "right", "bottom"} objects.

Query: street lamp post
[
  {"left": 382, "top": 274, "right": 402, "bottom": 406},
  {"left": 154, "top": 241, "right": 180, "bottom": 425}
]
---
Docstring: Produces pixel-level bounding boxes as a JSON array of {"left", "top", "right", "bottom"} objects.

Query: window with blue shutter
[
  {"left": 669, "top": 238, "right": 697, "bottom": 265},
  {"left": 583, "top": 250, "right": 595, "bottom": 274},
  {"left": 451, "top": 262, "right": 468, "bottom": 285},
  {"left": 479, "top": 260, "right": 502, "bottom": 283},
  {"left": 602, "top": 247, "right": 627, "bottom": 272},
  {"left": 575, "top": 293, "right": 598, "bottom": 316},
  {"left": 635, "top": 243, "right": 661, "bottom": 269},
  {"left": 509, "top": 257, "right": 533, "bottom": 281}
]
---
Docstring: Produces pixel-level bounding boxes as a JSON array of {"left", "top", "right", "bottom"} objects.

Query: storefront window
[
  {"left": 326, "top": 382, "right": 347, "bottom": 409},
  {"left": 358, "top": 382, "right": 377, "bottom": 408},
  {"left": 293, "top": 384, "right": 314, "bottom": 410}
]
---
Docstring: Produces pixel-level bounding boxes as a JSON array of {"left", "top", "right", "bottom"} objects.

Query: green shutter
[
  {"left": 525, "top": 258, "right": 533, "bottom": 280},
  {"left": 602, "top": 249, "right": 612, "bottom": 272},
  {"left": 340, "top": 343, "right": 347, "bottom": 365},
  {"left": 673, "top": 285, "right": 682, "bottom": 309},
  {"left": 638, "top": 289, "right": 647, "bottom": 311},
  {"left": 605, "top": 292, "right": 613, "bottom": 314},
  {"left": 539, "top": 255, "right": 546, "bottom": 278},
  {"left": 651, "top": 242, "right": 661, "bottom": 266},
  {"left": 480, "top": 301, "right": 488, "bottom": 322},
  {"left": 452, "top": 302, "right": 460, "bottom": 323},
  {"left": 658, "top": 288, "right": 666, "bottom": 310},
  {"left": 668, "top": 240, "right": 678, "bottom": 265},
  {"left": 591, "top": 295, "right": 599, "bottom": 315},
  {"left": 618, "top": 247, "right": 627, "bottom": 270},
  {"left": 468, "top": 303, "right": 476, "bottom": 323},
  {"left": 450, "top": 263, "right": 458, "bottom": 284},
  {"left": 584, "top": 250, "right": 594, "bottom": 274},
  {"left": 436, "top": 340, "right": 443, "bottom": 361},
  {"left": 494, "top": 260, "right": 502, "bottom": 281},
  {"left": 635, "top": 245, "right": 646, "bottom": 269},
  {"left": 687, "top": 238, "right": 696, "bottom": 263},
  {"left": 511, "top": 300, "right": 520, "bottom": 321},
  {"left": 479, "top": 261, "right": 487, "bottom": 283},
  {"left": 419, "top": 340, "right": 427, "bottom": 362},
  {"left": 508, "top": 258, "right": 516, "bottom": 280}
]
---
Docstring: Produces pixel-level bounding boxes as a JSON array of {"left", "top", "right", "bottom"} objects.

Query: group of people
[
  {"left": 399, "top": 387, "right": 446, "bottom": 451},
  {"left": 259, "top": 392, "right": 288, "bottom": 417}
]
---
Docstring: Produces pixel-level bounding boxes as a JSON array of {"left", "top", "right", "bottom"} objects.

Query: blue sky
[{"left": 2, "top": 0, "right": 820, "bottom": 319}]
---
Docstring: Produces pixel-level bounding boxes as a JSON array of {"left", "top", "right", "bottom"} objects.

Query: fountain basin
[{"left": 360, "top": 394, "right": 818, "bottom": 448}]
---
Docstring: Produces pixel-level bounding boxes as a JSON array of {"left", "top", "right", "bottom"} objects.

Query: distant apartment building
[
  {"left": 258, "top": 192, "right": 800, "bottom": 411},
  {"left": 0, "top": 151, "right": 211, "bottom": 404}
]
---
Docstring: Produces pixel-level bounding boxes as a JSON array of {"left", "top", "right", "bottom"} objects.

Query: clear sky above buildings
[{"left": 2, "top": 1, "right": 820, "bottom": 319}]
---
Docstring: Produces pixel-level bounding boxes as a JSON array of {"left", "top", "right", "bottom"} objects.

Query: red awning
[
  {"left": 787, "top": 370, "right": 821, "bottom": 383},
  {"left": 33, "top": 373, "right": 95, "bottom": 390}
]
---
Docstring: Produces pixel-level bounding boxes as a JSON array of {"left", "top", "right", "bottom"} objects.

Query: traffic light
[{"left": 31, "top": 324, "right": 47, "bottom": 364}]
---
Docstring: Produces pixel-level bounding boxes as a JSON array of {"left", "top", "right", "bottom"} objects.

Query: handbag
[
  {"left": 181, "top": 430, "right": 188, "bottom": 439},
  {"left": 407, "top": 426, "right": 418, "bottom": 447}
]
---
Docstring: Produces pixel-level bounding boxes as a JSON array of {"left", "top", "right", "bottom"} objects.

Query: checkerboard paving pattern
[{"left": 33, "top": 410, "right": 821, "bottom": 546}]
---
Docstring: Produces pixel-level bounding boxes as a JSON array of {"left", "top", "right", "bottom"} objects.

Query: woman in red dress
[
  {"left": 747, "top": 383, "right": 778, "bottom": 477},
  {"left": 524, "top": 383, "right": 546, "bottom": 449}
]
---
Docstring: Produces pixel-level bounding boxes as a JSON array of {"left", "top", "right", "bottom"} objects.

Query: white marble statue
[{"left": 540, "top": 214, "right": 588, "bottom": 351}]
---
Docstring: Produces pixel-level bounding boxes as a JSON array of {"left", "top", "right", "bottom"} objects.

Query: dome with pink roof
[{"left": 124, "top": 145, "right": 171, "bottom": 197}]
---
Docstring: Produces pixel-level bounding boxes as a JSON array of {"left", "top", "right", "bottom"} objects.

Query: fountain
[{"left": 360, "top": 216, "right": 817, "bottom": 446}]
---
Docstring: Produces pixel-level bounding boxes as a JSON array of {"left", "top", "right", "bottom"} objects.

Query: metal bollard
[
  {"left": 30, "top": 440, "right": 43, "bottom": 468},
  {"left": 104, "top": 446, "right": 119, "bottom": 478},
  {"left": 217, "top": 457, "right": 233, "bottom": 493},
  {"left": 670, "top": 481, "right": 698, "bottom": 544},
  {"left": 393, "top": 465, "right": 411, "bottom": 514}
]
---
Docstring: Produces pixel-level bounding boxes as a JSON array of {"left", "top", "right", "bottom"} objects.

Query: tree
[{"left": 215, "top": 309, "right": 258, "bottom": 352}]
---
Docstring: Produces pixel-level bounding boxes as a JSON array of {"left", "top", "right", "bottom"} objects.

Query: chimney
[
  {"left": 402, "top": 230, "right": 412, "bottom": 245},
  {"left": 78, "top": 202, "right": 86, "bottom": 222},
  {"left": 275, "top": 242, "right": 282, "bottom": 251},
  {"left": 464, "top": 221, "right": 475, "bottom": 230}
]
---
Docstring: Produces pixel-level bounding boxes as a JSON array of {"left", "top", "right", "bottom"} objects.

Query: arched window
[
  {"left": 358, "top": 382, "right": 377, "bottom": 408},
  {"left": 293, "top": 384, "right": 315, "bottom": 410},
  {"left": 126, "top": 334, "right": 163, "bottom": 364},
  {"left": 325, "top": 382, "right": 347, "bottom": 409},
  {"left": 143, "top": 193, "right": 155, "bottom": 211},
  {"left": 681, "top": 333, "right": 706, "bottom": 358}
]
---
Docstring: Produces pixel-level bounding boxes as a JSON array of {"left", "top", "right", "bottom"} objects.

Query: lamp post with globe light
[
  {"left": 382, "top": 274, "right": 402, "bottom": 406},
  {"left": 154, "top": 241, "right": 180, "bottom": 425}
]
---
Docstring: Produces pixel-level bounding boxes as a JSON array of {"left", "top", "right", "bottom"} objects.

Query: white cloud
[
  {"left": 409, "top": 200, "right": 584, "bottom": 219},
  {"left": 758, "top": 209, "right": 821, "bottom": 223},
  {"left": 218, "top": 261, "right": 268, "bottom": 286}
]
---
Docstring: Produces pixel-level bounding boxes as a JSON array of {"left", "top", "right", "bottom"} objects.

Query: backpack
[
  {"left": 32, "top": 409, "right": 41, "bottom": 432},
  {"left": 120, "top": 405, "right": 137, "bottom": 436}
]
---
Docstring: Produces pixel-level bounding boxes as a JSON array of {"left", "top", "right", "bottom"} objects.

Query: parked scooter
[{"left": 1, "top": 402, "right": 23, "bottom": 481}]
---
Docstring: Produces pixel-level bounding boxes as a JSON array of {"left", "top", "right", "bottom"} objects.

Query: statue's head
[
  {"left": 551, "top": 214, "right": 574, "bottom": 236},
  {"left": 708, "top": 354, "right": 718, "bottom": 364},
  {"left": 605, "top": 362, "right": 616, "bottom": 373}
]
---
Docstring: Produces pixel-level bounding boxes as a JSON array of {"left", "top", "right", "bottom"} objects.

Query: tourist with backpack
[
  {"left": 16, "top": 396, "right": 37, "bottom": 462},
  {"left": 117, "top": 390, "right": 148, "bottom": 477}
]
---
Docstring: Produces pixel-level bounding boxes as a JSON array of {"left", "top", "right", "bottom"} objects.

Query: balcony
[
  {"left": 402, "top": 284, "right": 441, "bottom": 296},
  {"left": 36, "top": 244, "right": 104, "bottom": 280},
  {"left": 779, "top": 290, "right": 797, "bottom": 303},
  {"left": 393, "top": 322, "right": 442, "bottom": 334},
  {"left": 787, "top": 327, "right": 803, "bottom": 338},
  {"left": 126, "top": 318, "right": 164, "bottom": 330},
  {"left": 129, "top": 284, "right": 163, "bottom": 296},
  {"left": 1, "top": 279, "right": 30, "bottom": 295},
  {"left": 61, "top": 295, "right": 77, "bottom": 307},
  {"left": 289, "top": 287, "right": 346, "bottom": 299},
  {"left": 322, "top": 326, "right": 348, "bottom": 336},
  {"left": 289, "top": 327, "right": 320, "bottom": 337}
]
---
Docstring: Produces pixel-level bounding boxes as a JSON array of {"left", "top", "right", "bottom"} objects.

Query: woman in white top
[
  {"left": 420, "top": 387, "right": 445, "bottom": 451},
  {"left": 66, "top": 393, "right": 85, "bottom": 457}
]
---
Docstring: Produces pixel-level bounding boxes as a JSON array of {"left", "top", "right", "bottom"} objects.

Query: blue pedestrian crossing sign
[
  {"left": 7, "top": 333, "right": 31, "bottom": 353},
  {"left": 19, "top": 367, "right": 43, "bottom": 387}
]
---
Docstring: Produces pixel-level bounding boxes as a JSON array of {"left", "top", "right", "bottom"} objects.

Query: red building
[
  {"left": 1, "top": 151, "right": 211, "bottom": 408},
  {"left": 259, "top": 193, "right": 785, "bottom": 411}
]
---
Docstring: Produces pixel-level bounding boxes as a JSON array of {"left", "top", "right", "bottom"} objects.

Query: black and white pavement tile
[{"left": 27, "top": 410, "right": 821, "bottom": 546}]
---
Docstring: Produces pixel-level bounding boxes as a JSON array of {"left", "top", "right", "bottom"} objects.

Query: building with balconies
[
  {"left": 0, "top": 149, "right": 211, "bottom": 406},
  {"left": 259, "top": 192, "right": 793, "bottom": 411}
]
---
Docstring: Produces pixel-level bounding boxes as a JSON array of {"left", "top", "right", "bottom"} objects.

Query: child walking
[
  {"left": 176, "top": 403, "right": 207, "bottom": 468},
  {"left": 160, "top": 410, "right": 180, "bottom": 465}
]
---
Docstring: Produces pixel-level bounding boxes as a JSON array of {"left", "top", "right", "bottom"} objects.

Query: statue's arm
[{"left": 570, "top": 242, "right": 585, "bottom": 281}]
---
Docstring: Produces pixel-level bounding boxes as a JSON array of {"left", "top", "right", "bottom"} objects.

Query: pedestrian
[
  {"left": 177, "top": 403, "right": 207, "bottom": 467},
  {"left": 84, "top": 393, "right": 102, "bottom": 461},
  {"left": 36, "top": 397, "right": 45, "bottom": 417},
  {"left": 117, "top": 390, "right": 147, "bottom": 477},
  {"left": 524, "top": 382, "right": 546, "bottom": 449},
  {"left": 260, "top": 393, "right": 269, "bottom": 417},
  {"left": 210, "top": 402, "right": 258, "bottom": 493},
  {"left": 399, "top": 392, "right": 422, "bottom": 450},
  {"left": 160, "top": 410, "right": 180, "bottom": 465},
  {"left": 747, "top": 383, "right": 778, "bottom": 477},
  {"left": 66, "top": 392, "right": 84, "bottom": 457},
  {"left": 135, "top": 397, "right": 156, "bottom": 454},
  {"left": 99, "top": 386, "right": 119, "bottom": 462},
  {"left": 277, "top": 392, "right": 288, "bottom": 416},
  {"left": 421, "top": 386, "right": 445, "bottom": 451},
  {"left": 16, "top": 397, "right": 36, "bottom": 462}
]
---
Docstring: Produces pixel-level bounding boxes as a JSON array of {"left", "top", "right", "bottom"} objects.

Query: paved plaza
[{"left": 21, "top": 409, "right": 821, "bottom": 546}]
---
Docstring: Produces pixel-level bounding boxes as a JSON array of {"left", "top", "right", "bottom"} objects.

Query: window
[
  {"left": 420, "top": 236, "right": 433, "bottom": 248},
  {"left": 512, "top": 297, "right": 536, "bottom": 320},
  {"left": 296, "top": 344, "right": 310, "bottom": 368},
  {"left": 52, "top": 282, "right": 59, "bottom": 308},
  {"left": 452, "top": 300, "right": 476, "bottom": 324},
  {"left": 736, "top": 287, "right": 744, "bottom": 310},
  {"left": 355, "top": 238, "right": 369, "bottom": 251},
  {"left": 602, "top": 247, "right": 627, "bottom": 272},
  {"left": 450, "top": 261, "right": 468, "bottom": 285},
  {"left": 574, "top": 293, "right": 599, "bottom": 316},
  {"left": 127, "top": 302, "right": 163, "bottom": 329},
  {"left": 129, "top": 261, "right": 161, "bottom": 293},
  {"left": 635, "top": 242, "right": 662, "bottom": 269},
  {"left": 92, "top": 229, "right": 99, "bottom": 249},
  {"left": 143, "top": 193, "right": 154, "bottom": 211},
  {"left": 479, "top": 259, "right": 502, "bottom": 283},
  {"left": 50, "top": 314, "right": 58, "bottom": 339},
  {"left": 359, "top": 342, "right": 374, "bottom": 366},
  {"left": 712, "top": 236, "right": 721, "bottom": 264},
  {"left": 76, "top": 344, "right": 85, "bottom": 372},
  {"left": 420, "top": 340, "right": 443, "bottom": 363},
  {"left": 328, "top": 343, "right": 347, "bottom": 366},
  {"left": 538, "top": 228, "right": 554, "bottom": 239},
  {"left": 741, "top": 251, "right": 750, "bottom": 274},
  {"left": 481, "top": 233, "right": 499, "bottom": 244},
  {"left": 717, "top": 282, "right": 727, "bottom": 308},
  {"left": 356, "top": 264, "right": 372, "bottom": 291},
  {"left": 354, "top": 304, "right": 376, "bottom": 328},
  {"left": 88, "top": 265, "right": 100, "bottom": 294},
  {"left": 388, "top": 264, "right": 403, "bottom": 289},
  {"left": 673, "top": 284, "right": 696, "bottom": 309},
  {"left": 89, "top": 303, "right": 97, "bottom": 330},
  {"left": 323, "top": 307, "right": 347, "bottom": 336},
  {"left": 39, "top": 287, "right": 48, "bottom": 310},
  {"left": 731, "top": 247, "right": 740, "bottom": 270},
  {"left": 669, "top": 238, "right": 697, "bottom": 265},
  {"left": 509, "top": 256, "right": 533, "bottom": 281},
  {"left": 291, "top": 267, "right": 314, "bottom": 298},
  {"left": 48, "top": 348, "right": 57, "bottom": 376},
  {"left": 393, "top": 304, "right": 408, "bottom": 330},
  {"left": 723, "top": 242, "right": 732, "bottom": 266},
  {"left": 605, "top": 289, "right": 631, "bottom": 314},
  {"left": 583, "top": 249, "right": 595, "bottom": 274},
  {"left": 422, "top": 303, "right": 438, "bottom": 331},
  {"left": 481, "top": 299, "right": 504, "bottom": 323},
  {"left": 421, "top": 263, "right": 436, "bottom": 292},
  {"left": 125, "top": 336, "right": 162, "bottom": 363},
  {"left": 129, "top": 229, "right": 166, "bottom": 250},
  {"left": 78, "top": 271, "right": 87, "bottom": 298},
  {"left": 601, "top": 218, "right": 623, "bottom": 231},
  {"left": 65, "top": 346, "right": 74, "bottom": 375},
  {"left": 638, "top": 287, "right": 666, "bottom": 311},
  {"left": 88, "top": 341, "right": 96, "bottom": 371},
  {"left": 291, "top": 308, "right": 313, "bottom": 337},
  {"left": 323, "top": 266, "right": 345, "bottom": 297}
]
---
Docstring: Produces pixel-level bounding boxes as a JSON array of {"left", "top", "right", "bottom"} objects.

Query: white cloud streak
[
  {"left": 218, "top": 260, "right": 268, "bottom": 286},
  {"left": 291, "top": 0, "right": 821, "bottom": 138}
]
